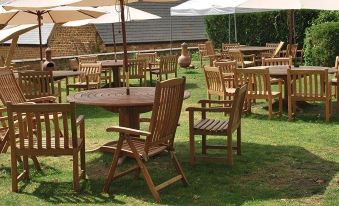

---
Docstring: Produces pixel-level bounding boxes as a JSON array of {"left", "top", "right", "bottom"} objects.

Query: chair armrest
[
  {"left": 106, "top": 126, "right": 151, "bottom": 136},
  {"left": 198, "top": 99, "right": 233, "bottom": 105},
  {"left": 186, "top": 107, "right": 232, "bottom": 113},
  {"left": 28, "top": 96, "right": 56, "bottom": 103},
  {"left": 76, "top": 115, "right": 85, "bottom": 127}
]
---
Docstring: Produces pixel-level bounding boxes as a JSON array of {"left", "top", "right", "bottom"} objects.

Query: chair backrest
[
  {"left": 228, "top": 84, "right": 247, "bottom": 132},
  {"left": 286, "top": 44, "right": 298, "bottom": 58},
  {"left": 18, "top": 71, "right": 55, "bottom": 100},
  {"left": 272, "top": 41, "right": 284, "bottom": 57},
  {"left": 214, "top": 60, "right": 237, "bottom": 89},
  {"left": 136, "top": 52, "right": 157, "bottom": 66},
  {"left": 198, "top": 44, "right": 207, "bottom": 57},
  {"left": 228, "top": 50, "right": 244, "bottom": 65},
  {"left": 146, "top": 78, "right": 185, "bottom": 151},
  {"left": 0, "top": 67, "right": 26, "bottom": 104},
  {"left": 7, "top": 102, "right": 78, "bottom": 152},
  {"left": 266, "top": 42, "right": 280, "bottom": 48},
  {"left": 69, "top": 58, "right": 79, "bottom": 71},
  {"left": 222, "top": 43, "right": 240, "bottom": 52},
  {"left": 159, "top": 55, "right": 178, "bottom": 74},
  {"left": 287, "top": 69, "right": 329, "bottom": 100},
  {"left": 78, "top": 55, "right": 98, "bottom": 64},
  {"left": 235, "top": 67, "right": 272, "bottom": 96},
  {"left": 205, "top": 41, "right": 216, "bottom": 56},
  {"left": 125, "top": 59, "right": 146, "bottom": 79},
  {"left": 78, "top": 63, "right": 101, "bottom": 82},
  {"left": 203, "top": 66, "right": 225, "bottom": 97},
  {"left": 262, "top": 57, "right": 292, "bottom": 66}
]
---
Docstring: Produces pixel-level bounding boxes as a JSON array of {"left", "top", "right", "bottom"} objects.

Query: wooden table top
[
  {"left": 266, "top": 66, "right": 336, "bottom": 76},
  {"left": 67, "top": 87, "right": 190, "bottom": 108},
  {"left": 14, "top": 70, "right": 83, "bottom": 80},
  {"left": 100, "top": 60, "right": 123, "bottom": 67},
  {"left": 230, "top": 46, "right": 272, "bottom": 52}
]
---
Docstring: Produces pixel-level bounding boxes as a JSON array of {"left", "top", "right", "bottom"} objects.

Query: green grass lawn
[{"left": 0, "top": 60, "right": 338, "bottom": 205}]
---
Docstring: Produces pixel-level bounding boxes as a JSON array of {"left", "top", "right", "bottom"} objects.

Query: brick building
[{"left": 0, "top": 1, "right": 207, "bottom": 60}]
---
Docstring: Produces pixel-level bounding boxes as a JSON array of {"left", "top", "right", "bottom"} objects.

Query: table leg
[{"left": 112, "top": 66, "right": 121, "bottom": 87}]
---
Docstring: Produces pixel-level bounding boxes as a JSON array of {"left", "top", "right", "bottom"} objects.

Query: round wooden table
[
  {"left": 67, "top": 87, "right": 190, "bottom": 152},
  {"left": 99, "top": 60, "right": 123, "bottom": 87}
]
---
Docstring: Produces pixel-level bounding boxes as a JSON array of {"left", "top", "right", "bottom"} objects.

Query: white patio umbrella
[
  {"left": 63, "top": 6, "right": 161, "bottom": 61},
  {"left": 65, "top": 0, "right": 180, "bottom": 95},
  {"left": 0, "top": 24, "right": 38, "bottom": 66},
  {"left": 0, "top": 3, "right": 106, "bottom": 62}
]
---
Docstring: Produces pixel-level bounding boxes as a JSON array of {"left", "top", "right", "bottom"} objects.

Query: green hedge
[
  {"left": 304, "top": 21, "right": 339, "bottom": 67},
  {"left": 205, "top": 10, "right": 319, "bottom": 48}
]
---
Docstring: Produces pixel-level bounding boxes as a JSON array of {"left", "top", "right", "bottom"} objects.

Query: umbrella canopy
[
  {"left": 66, "top": 0, "right": 180, "bottom": 95},
  {"left": 63, "top": 6, "right": 161, "bottom": 26},
  {"left": 237, "top": 0, "right": 339, "bottom": 10},
  {"left": 0, "top": 4, "right": 106, "bottom": 61}
]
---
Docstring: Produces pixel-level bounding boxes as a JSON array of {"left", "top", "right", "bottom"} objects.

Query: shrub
[
  {"left": 205, "top": 10, "right": 319, "bottom": 48},
  {"left": 304, "top": 22, "right": 339, "bottom": 67},
  {"left": 313, "top": 11, "right": 339, "bottom": 25}
]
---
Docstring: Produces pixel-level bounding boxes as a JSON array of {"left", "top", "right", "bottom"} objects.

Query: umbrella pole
[
  {"left": 228, "top": 14, "right": 231, "bottom": 43},
  {"left": 119, "top": 0, "right": 129, "bottom": 95},
  {"left": 112, "top": 23, "right": 117, "bottom": 62},
  {"left": 234, "top": 13, "right": 237, "bottom": 42},
  {"left": 37, "top": 11, "right": 43, "bottom": 65},
  {"left": 287, "top": 10, "right": 294, "bottom": 53}
]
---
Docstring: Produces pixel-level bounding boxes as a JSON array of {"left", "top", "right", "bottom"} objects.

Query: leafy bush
[
  {"left": 304, "top": 21, "right": 339, "bottom": 67},
  {"left": 205, "top": 10, "right": 319, "bottom": 48},
  {"left": 313, "top": 11, "right": 339, "bottom": 25}
]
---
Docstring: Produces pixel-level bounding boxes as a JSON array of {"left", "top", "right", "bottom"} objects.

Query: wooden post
[
  {"left": 5, "top": 35, "right": 19, "bottom": 67},
  {"left": 287, "top": 10, "right": 294, "bottom": 54},
  {"left": 119, "top": 0, "right": 130, "bottom": 95},
  {"left": 37, "top": 11, "right": 43, "bottom": 62},
  {"left": 111, "top": 23, "right": 117, "bottom": 62}
]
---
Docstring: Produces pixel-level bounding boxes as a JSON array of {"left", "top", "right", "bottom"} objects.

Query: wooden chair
[
  {"left": 214, "top": 60, "right": 237, "bottom": 92},
  {"left": 103, "top": 78, "right": 188, "bottom": 202},
  {"left": 18, "top": 71, "right": 62, "bottom": 103},
  {"left": 205, "top": 41, "right": 222, "bottom": 66},
  {"left": 221, "top": 43, "right": 240, "bottom": 60},
  {"left": 150, "top": 55, "right": 178, "bottom": 85},
  {"left": 262, "top": 57, "right": 292, "bottom": 67},
  {"left": 0, "top": 107, "right": 9, "bottom": 153},
  {"left": 66, "top": 63, "right": 101, "bottom": 95},
  {"left": 121, "top": 59, "right": 147, "bottom": 86},
  {"left": 186, "top": 84, "right": 247, "bottom": 165},
  {"left": 262, "top": 41, "right": 284, "bottom": 58},
  {"left": 204, "top": 66, "right": 236, "bottom": 102},
  {"left": 7, "top": 102, "right": 86, "bottom": 192},
  {"left": 78, "top": 55, "right": 98, "bottom": 63},
  {"left": 330, "top": 56, "right": 339, "bottom": 110},
  {"left": 136, "top": 52, "right": 158, "bottom": 85},
  {"left": 198, "top": 44, "right": 209, "bottom": 67},
  {"left": 235, "top": 67, "right": 283, "bottom": 119},
  {"left": 287, "top": 69, "right": 331, "bottom": 122},
  {"left": 228, "top": 49, "right": 255, "bottom": 68},
  {"left": 285, "top": 44, "right": 304, "bottom": 64}
]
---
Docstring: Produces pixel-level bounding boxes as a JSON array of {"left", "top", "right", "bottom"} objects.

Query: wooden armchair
[
  {"left": 235, "top": 67, "right": 283, "bottom": 119},
  {"left": 150, "top": 55, "right": 178, "bottom": 85},
  {"left": 7, "top": 102, "right": 86, "bottom": 192},
  {"left": 66, "top": 63, "right": 101, "bottom": 95},
  {"left": 214, "top": 60, "right": 237, "bottom": 93},
  {"left": 229, "top": 49, "right": 255, "bottom": 68},
  {"left": 287, "top": 69, "right": 331, "bottom": 122},
  {"left": 121, "top": 59, "right": 147, "bottom": 86},
  {"left": 18, "top": 71, "right": 62, "bottom": 103},
  {"left": 205, "top": 41, "right": 222, "bottom": 66},
  {"left": 262, "top": 57, "right": 292, "bottom": 67},
  {"left": 186, "top": 84, "right": 247, "bottom": 165},
  {"left": 136, "top": 52, "right": 158, "bottom": 84},
  {"left": 221, "top": 43, "right": 240, "bottom": 60},
  {"left": 285, "top": 44, "right": 304, "bottom": 64},
  {"left": 103, "top": 78, "right": 188, "bottom": 202},
  {"left": 198, "top": 43, "right": 209, "bottom": 67},
  {"left": 204, "top": 66, "right": 236, "bottom": 102},
  {"left": 262, "top": 41, "right": 284, "bottom": 58}
]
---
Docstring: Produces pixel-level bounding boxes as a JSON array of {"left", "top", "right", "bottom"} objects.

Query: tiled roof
[
  {"left": 4, "top": 24, "right": 54, "bottom": 45},
  {"left": 95, "top": 1, "right": 207, "bottom": 45}
]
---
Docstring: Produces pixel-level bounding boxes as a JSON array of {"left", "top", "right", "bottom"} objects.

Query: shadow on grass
[
  {"left": 75, "top": 104, "right": 117, "bottom": 120},
  {"left": 80, "top": 142, "right": 338, "bottom": 205}
]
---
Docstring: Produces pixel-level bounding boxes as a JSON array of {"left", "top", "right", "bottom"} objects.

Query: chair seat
[
  {"left": 105, "top": 138, "right": 168, "bottom": 158},
  {"left": 194, "top": 118, "right": 229, "bottom": 133}
]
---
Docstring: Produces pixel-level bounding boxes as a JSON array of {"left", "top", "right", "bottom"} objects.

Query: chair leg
[
  {"left": 80, "top": 143, "right": 86, "bottom": 179},
  {"left": 325, "top": 101, "right": 330, "bottom": 123},
  {"left": 278, "top": 94, "right": 283, "bottom": 115},
  {"left": 31, "top": 156, "right": 41, "bottom": 171},
  {"left": 288, "top": 97, "right": 293, "bottom": 121},
  {"left": 73, "top": 153, "right": 80, "bottom": 192},
  {"left": 189, "top": 133, "right": 195, "bottom": 166},
  {"left": 268, "top": 98, "right": 273, "bottom": 119},
  {"left": 150, "top": 72, "right": 153, "bottom": 86},
  {"left": 170, "top": 151, "right": 189, "bottom": 186},
  {"left": 165, "top": 74, "right": 168, "bottom": 80},
  {"left": 103, "top": 137, "right": 124, "bottom": 193},
  {"left": 11, "top": 151, "right": 18, "bottom": 192},
  {"left": 236, "top": 126, "right": 241, "bottom": 155},
  {"left": 23, "top": 155, "right": 29, "bottom": 180},
  {"left": 226, "top": 133, "right": 233, "bottom": 165},
  {"left": 201, "top": 135, "right": 206, "bottom": 154},
  {"left": 126, "top": 138, "right": 161, "bottom": 202}
]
